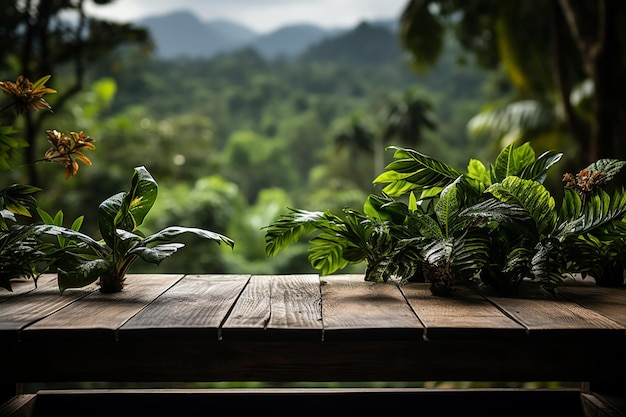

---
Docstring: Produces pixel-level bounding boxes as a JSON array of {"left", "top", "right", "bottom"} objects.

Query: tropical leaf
[
  {"left": 98, "top": 192, "right": 125, "bottom": 247},
  {"left": 0, "top": 184, "right": 40, "bottom": 218},
  {"left": 113, "top": 166, "right": 158, "bottom": 234},
  {"left": 308, "top": 232, "right": 351, "bottom": 275},
  {"left": 458, "top": 197, "right": 533, "bottom": 231},
  {"left": 518, "top": 150, "right": 563, "bottom": 183},
  {"left": 373, "top": 146, "right": 463, "bottom": 197},
  {"left": 491, "top": 142, "right": 536, "bottom": 183},
  {"left": 130, "top": 243, "right": 186, "bottom": 265},
  {"left": 435, "top": 177, "right": 462, "bottom": 238},
  {"left": 142, "top": 226, "right": 234, "bottom": 248},
  {"left": 487, "top": 176, "right": 557, "bottom": 235},
  {"left": 558, "top": 188, "right": 626, "bottom": 237},
  {"left": 264, "top": 208, "right": 329, "bottom": 256},
  {"left": 585, "top": 159, "right": 626, "bottom": 184},
  {"left": 57, "top": 257, "right": 109, "bottom": 292},
  {"left": 466, "top": 158, "right": 491, "bottom": 190}
]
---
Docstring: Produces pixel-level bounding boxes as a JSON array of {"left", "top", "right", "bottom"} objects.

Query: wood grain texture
[
  {"left": 400, "top": 283, "right": 526, "bottom": 340},
  {"left": 559, "top": 285, "right": 626, "bottom": 329},
  {"left": 321, "top": 274, "right": 422, "bottom": 341},
  {"left": 0, "top": 275, "right": 57, "bottom": 303},
  {"left": 2, "top": 274, "right": 626, "bottom": 387},
  {"left": 0, "top": 275, "right": 95, "bottom": 341},
  {"left": 119, "top": 274, "right": 250, "bottom": 340},
  {"left": 484, "top": 284, "right": 625, "bottom": 339},
  {"left": 222, "top": 274, "right": 322, "bottom": 340},
  {"left": 20, "top": 274, "right": 182, "bottom": 341}
]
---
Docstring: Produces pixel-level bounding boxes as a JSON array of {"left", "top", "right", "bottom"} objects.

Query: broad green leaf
[
  {"left": 466, "top": 158, "right": 491, "bottom": 190},
  {"left": 142, "top": 226, "right": 234, "bottom": 248},
  {"left": 123, "top": 166, "right": 158, "bottom": 228},
  {"left": 408, "top": 192, "right": 418, "bottom": 212},
  {"left": 130, "top": 243, "right": 185, "bottom": 265},
  {"left": 363, "top": 194, "right": 406, "bottom": 224},
  {"left": 407, "top": 211, "right": 443, "bottom": 239},
  {"left": 308, "top": 232, "right": 350, "bottom": 275},
  {"left": 519, "top": 150, "right": 563, "bottom": 183},
  {"left": 57, "top": 258, "right": 109, "bottom": 292},
  {"left": 98, "top": 192, "right": 125, "bottom": 247},
  {"left": 487, "top": 176, "right": 556, "bottom": 235},
  {"left": 435, "top": 177, "right": 462, "bottom": 238},
  {"left": 491, "top": 142, "right": 535, "bottom": 182}
]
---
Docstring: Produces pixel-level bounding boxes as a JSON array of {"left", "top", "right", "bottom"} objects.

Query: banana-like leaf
[
  {"left": 264, "top": 208, "right": 329, "bottom": 256},
  {"left": 491, "top": 142, "right": 536, "bottom": 183},
  {"left": 373, "top": 146, "right": 463, "bottom": 197},
  {"left": 487, "top": 176, "right": 557, "bottom": 236}
]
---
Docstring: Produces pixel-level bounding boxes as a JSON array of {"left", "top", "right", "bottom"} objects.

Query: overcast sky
[{"left": 84, "top": 0, "right": 408, "bottom": 33}]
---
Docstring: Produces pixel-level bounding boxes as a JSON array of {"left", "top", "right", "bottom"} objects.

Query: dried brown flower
[
  {"left": 0, "top": 75, "right": 57, "bottom": 113},
  {"left": 562, "top": 169, "right": 608, "bottom": 194},
  {"left": 44, "top": 130, "right": 96, "bottom": 178}
]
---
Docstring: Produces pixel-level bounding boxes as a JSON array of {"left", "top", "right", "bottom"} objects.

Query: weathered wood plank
[
  {"left": 321, "top": 274, "right": 422, "bottom": 341},
  {"left": 0, "top": 275, "right": 96, "bottom": 341},
  {"left": 221, "top": 274, "right": 322, "bottom": 340},
  {"left": 119, "top": 274, "right": 250, "bottom": 340},
  {"left": 0, "top": 275, "right": 56, "bottom": 303},
  {"left": 20, "top": 274, "right": 182, "bottom": 341},
  {"left": 559, "top": 284, "right": 626, "bottom": 329},
  {"left": 400, "top": 283, "right": 526, "bottom": 340},
  {"left": 484, "top": 283, "right": 625, "bottom": 339}
]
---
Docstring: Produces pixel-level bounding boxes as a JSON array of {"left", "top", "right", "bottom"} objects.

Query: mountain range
[{"left": 137, "top": 10, "right": 399, "bottom": 60}]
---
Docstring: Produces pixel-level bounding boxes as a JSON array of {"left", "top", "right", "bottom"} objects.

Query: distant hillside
[
  {"left": 250, "top": 24, "right": 338, "bottom": 59},
  {"left": 136, "top": 9, "right": 402, "bottom": 61},
  {"left": 139, "top": 10, "right": 256, "bottom": 58},
  {"left": 302, "top": 22, "right": 403, "bottom": 64}
]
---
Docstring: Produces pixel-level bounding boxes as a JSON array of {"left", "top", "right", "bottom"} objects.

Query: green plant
[
  {"left": 45, "top": 166, "right": 234, "bottom": 293},
  {"left": 0, "top": 184, "right": 56, "bottom": 290},
  {"left": 265, "top": 141, "right": 626, "bottom": 296}
]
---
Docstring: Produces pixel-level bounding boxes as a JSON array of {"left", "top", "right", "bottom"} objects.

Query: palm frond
[
  {"left": 373, "top": 146, "right": 463, "bottom": 197},
  {"left": 264, "top": 208, "right": 329, "bottom": 256}
]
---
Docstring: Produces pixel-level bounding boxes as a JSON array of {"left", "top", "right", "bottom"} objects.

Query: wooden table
[{"left": 1, "top": 273, "right": 625, "bottom": 417}]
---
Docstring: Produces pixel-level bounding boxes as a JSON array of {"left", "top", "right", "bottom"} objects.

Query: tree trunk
[{"left": 558, "top": 0, "right": 626, "bottom": 164}]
